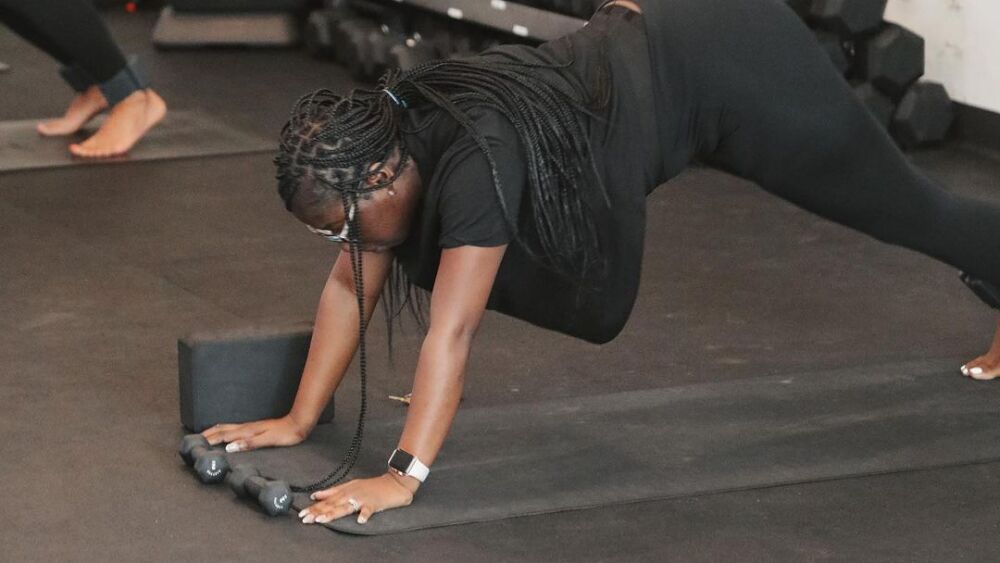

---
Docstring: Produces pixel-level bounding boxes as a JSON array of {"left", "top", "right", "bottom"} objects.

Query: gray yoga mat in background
[
  {"left": 229, "top": 359, "right": 1000, "bottom": 535},
  {"left": 0, "top": 111, "right": 273, "bottom": 172}
]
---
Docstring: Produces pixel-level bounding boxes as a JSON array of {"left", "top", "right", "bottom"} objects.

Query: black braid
[
  {"left": 290, "top": 192, "right": 369, "bottom": 493},
  {"left": 274, "top": 52, "right": 608, "bottom": 488}
]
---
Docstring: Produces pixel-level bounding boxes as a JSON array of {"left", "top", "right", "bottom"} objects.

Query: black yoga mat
[
  {"left": 228, "top": 359, "right": 1000, "bottom": 535},
  {"left": 0, "top": 111, "right": 272, "bottom": 172}
]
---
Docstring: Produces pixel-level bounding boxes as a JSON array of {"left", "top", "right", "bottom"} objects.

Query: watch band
[{"left": 388, "top": 448, "right": 430, "bottom": 483}]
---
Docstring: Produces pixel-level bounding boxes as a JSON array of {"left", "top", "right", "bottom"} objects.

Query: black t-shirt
[{"left": 394, "top": 9, "right": 661, "bottom": 343}]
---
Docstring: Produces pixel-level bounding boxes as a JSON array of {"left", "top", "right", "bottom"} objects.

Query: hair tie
[{"left": 383, "top": 89, "right": 407, "bottom": 109}]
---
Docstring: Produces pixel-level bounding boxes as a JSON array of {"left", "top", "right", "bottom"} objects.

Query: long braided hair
[{"left": 274, "top": 53, "right": 609, "bottom": 490}]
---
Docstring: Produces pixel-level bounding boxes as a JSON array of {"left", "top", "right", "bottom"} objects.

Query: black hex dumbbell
[
  {"left": 225, "top": 465, "right": 293, "bottom": 516},
  {"left": 857, "top": 23, "right": 925, "bottom": 99},
  {"left": 389, "top": 38, "right": 437, "bottom": 71},
  {"left": 891, "top": 80, "right": 954, "bottom": 149},
  {"left": 179, "top": 434, "right": 230, "bottom": 484}
]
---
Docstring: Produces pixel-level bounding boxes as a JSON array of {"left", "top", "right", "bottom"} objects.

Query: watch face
[{"left": 389, "top": 449, "right": 414, "bottom": 473}]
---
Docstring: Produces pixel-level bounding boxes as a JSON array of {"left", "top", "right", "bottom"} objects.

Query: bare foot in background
[
  {"left": 36, "top": 86, "right": 108, "bottom": 136},
  {"left": 69, "top": 88, "right": 166, "bottom": 158}
]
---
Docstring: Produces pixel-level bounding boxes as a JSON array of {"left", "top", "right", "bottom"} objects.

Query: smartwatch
[{"left": 387, "top": 448, "right": 430, "bottom": 483}]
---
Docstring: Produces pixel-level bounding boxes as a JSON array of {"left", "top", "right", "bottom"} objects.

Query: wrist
[
  {"left": 386, "top": 470, "right": 422, "bottom": 495},
  {"left": 284, "top": 411, "right": 315, "bottom": 437}
]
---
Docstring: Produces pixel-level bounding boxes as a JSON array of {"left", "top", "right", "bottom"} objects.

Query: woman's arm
[
  {"left": 298, "top": 244, "right": 507, "bottom": 524},
  {"left": 289, "top": 247, "right": 395, "bottom": 430},
  {"left": 204, "top": 247, "right": 393, "bottom": 451},
  {"left": 389, "top": 244, "right": 507, "bottom": 492}
]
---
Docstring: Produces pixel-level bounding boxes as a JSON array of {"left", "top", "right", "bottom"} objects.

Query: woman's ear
[{"left": 366, "top": 161, "right": 392, "bottom": 187}]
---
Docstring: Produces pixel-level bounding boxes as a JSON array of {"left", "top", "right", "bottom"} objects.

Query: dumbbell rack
[{"left": 386, "top": 0, "right": 587, "bottom": 42}]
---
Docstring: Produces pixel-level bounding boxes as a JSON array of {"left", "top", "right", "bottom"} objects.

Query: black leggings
[
  {"left": 643, "top": 0, "right": 1000, "bottom": 287},
  {"left": 0, "top": 0, "right": 127, "bottom": 84}
]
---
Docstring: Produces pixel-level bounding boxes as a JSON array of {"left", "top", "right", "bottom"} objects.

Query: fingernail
[
  {"left": 298, "top": 509, "right": 309, "bottom": 518},
  {"left": 309, "top": 493, "right": 317, "bottom": 501},
  {"left": 357, "top": 516, "right": 367, "bottom": 524},
  {"left": 225, "top": 442, "right": 242, "bottom": 453},
  {"left": 302, "top": 514, "right": 316, "bottom": 524},
  {"left": 315, "top": 515, "right": 331, "bottom": 523},
  {"left": 971, "top": 367, "right": 984, "bottom": 376},
  {"left": 960, "top": 365, "right": 969, "bottom": 375}
]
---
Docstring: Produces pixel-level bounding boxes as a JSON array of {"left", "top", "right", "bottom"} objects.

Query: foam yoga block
[
  {"left": 178, "top": 325, "right": 334, "bottom": 432},
  {"left": 227, "top": 358, "right": 1000, "bottom": 535}
]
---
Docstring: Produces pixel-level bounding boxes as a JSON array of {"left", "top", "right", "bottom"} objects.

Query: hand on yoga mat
[
  {"left": 298, "top": 473, "right": 417, "bottom": 525},
  {"left": 201, "top": 416, "right": 308, "bottom": 453}
]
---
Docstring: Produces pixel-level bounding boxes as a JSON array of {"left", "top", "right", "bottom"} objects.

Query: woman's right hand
[{"left": 202, "top": 415, "right": 309, "bottom": 453}]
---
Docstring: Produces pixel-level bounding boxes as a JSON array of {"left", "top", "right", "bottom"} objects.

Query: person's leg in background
[
  {"left": 0, "top": 5, "right": 112, "bottom": 136},
  {"left": 0, "top": 0, "right": 166, "bottom": 156}
]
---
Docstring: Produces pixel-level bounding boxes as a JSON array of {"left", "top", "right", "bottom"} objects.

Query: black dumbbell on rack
[
  {"left": 305, "top": 5, "right": 355, "bottom": 59},
  {"left": 388, "top": 37, "right": 437, "bottom": 71},
  {"left": 226, "top": 465, "right": 294, "bottom": 516},
  {"left": 784, "top": 0, "right": 954, "bottom": 149},
  {"left": 856, "top": 23, "right": 924, "bottom": 99},
  {"left": 349, "top": 24, "right": 408, "bottom": 80},
  {"left": 179, "top": 434, "right": 230, "bottom": 484},
  {"left": 891, "top": 81, "right": 954, "bottom": 149}
]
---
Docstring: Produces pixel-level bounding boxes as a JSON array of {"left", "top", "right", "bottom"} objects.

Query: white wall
[{"left": 885, "top": 0, "right": 1000, "bottom": 113}]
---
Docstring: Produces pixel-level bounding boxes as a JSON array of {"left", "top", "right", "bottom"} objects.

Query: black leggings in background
[
  {"left": 0, "top": 0, "right": 127, "bottom": 84},
  {"left": 644, "top": 0, "right": 1000, "bottom": 288}
]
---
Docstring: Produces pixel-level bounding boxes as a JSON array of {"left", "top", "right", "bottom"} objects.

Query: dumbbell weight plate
[
  {"left": 891, "top": 81, "right": 954, "bottom": 149},
  {"left": 179, "top": 434, "right": 209, "bottom": 466},
  {"left": 857, "top": 23, "right": 925, "bottom": 99},
  {"left": 192, "top": 447, "right": 230, "bottom": 484}
]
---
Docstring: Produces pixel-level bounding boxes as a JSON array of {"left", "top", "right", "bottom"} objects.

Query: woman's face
[{"left": 290, "top": 151, "right": 423, "bottom": 253}]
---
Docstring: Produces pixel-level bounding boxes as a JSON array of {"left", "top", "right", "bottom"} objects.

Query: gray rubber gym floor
[{"left": 3, "top": 12, "right": 1000, "bottom": 563}]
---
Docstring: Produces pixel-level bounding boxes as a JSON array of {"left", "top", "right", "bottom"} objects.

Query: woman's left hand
[{"left": 298, "top": 473, "right": 416, "bottom": 525}]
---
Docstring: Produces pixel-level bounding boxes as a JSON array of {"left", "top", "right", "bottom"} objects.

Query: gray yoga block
[{"left": 178, "top": 324, "right": 334, "bottom": 432}]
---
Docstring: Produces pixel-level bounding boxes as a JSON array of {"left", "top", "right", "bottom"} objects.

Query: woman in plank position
[{"left": 202, "top": 0, "right": 1000, "bottom": 525}]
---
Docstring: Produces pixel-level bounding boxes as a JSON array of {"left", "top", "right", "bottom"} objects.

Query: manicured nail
[
  {"left": 302, "top": 514, "right": 316, "bottom": 524},
  {"left": 225, "top": 442, "right": 242, "bottom": 453},
  {"left": 298, "top": 509, "right": 309, "bottom": 518},
  {"left": 970, "top": 367, "right": 984, "bottom": 376},
  {"left": 315, "top": 514, "right": 332, "bottom": 524},
  {"left": 960, "top": 365, "right": 969, "bottom": 375},
  {"left": 357, "top": 516, "right": 367, "bottom": 524},
  {"left": 309, "top": 493, "right": 317, "bottom": 501}
]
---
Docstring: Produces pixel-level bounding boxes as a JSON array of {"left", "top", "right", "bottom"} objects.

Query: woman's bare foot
[
  {"left": 961, "top": 317, "right": 1000, "bottom": 380},
  {"left": 36, "top": 86, "right": 108, "bottom": 136},
  {"left": 69, "top": 89, "right": 167, "bottom": 158}
]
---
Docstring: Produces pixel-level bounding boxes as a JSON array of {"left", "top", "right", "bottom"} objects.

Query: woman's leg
[
  {"left": 0, "top": 0, "right": 126, "bottom": 83},
  {"left": 0, "top": 2, "right": 106, "bottom": 135},
  {"left": 0, "top": 5, "right": 78, "bottom": 65},
  {"left": 673, "top": 0, "right": 1000, "bottom": 374},
  {"left": 0, "top": 0, "right": 165, "bottom": 153}
]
